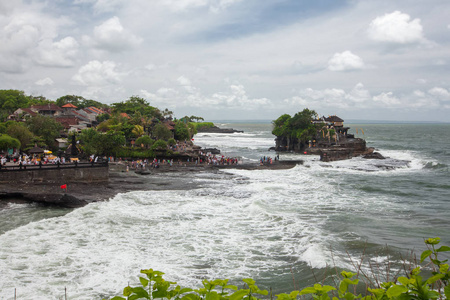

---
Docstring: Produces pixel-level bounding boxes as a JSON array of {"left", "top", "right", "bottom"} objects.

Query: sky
[{"left": 1, "top": 0, "right": 450, "bottom": 122}]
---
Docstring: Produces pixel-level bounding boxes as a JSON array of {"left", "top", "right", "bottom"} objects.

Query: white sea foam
[
  {"left": 2, "top": 123, "right": 448, "bottom": 299},
  {"left": 0, "top": 166, "right": 345, "bottom": 299}
]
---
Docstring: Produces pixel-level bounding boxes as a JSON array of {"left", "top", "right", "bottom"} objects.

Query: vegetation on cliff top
[
  {"left": 272, "top": 109, "right": 320, "bottom": 151},
  {"left": 0, "top": 90, "right": 210, "bottom": 157},
  {"left": 272, "top": 109, "right": 318, "bottom": 141}
]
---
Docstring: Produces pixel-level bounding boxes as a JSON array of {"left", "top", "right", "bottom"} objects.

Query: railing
[{"left": 0, "top": 161, "right": 108, "bottom": 172}]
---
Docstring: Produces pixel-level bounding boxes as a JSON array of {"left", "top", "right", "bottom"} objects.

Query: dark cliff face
[
  {"left": 274, "top": 134, "right": 373, "bottom": 161},
  {"left": 197, "top": 126, "right": 243, "bottom": 133}
]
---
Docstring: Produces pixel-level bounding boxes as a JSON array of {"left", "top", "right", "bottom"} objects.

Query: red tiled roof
[
  {"left": 62, "top": 103, "right": 78, "bottom": 108},
  {"left": 84, "top": 106, "right": 106, "bottom": 115},
  {"left": 120, "top": 112, "right": 131, "bottom": 119}
]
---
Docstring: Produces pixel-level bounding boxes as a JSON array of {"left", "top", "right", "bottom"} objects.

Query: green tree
[
  {"left": 98, "top": 131, "right": 126, "bottom": 156},
  {"left": 151, "top": 139, "right": 168, "bottom": 151},
  {"left": 132, "top": 125, "right": 144, "bottom": 137},
  {"left": 111, "top": 96, "right": 163, "bottom": 120},
  {"left": 0, "top": 90, "right": 31, "bottom": 115},
  {"left": 0, "top": 123, "right": 7, "bottom": 134},
  {"left": 79, "top": 129, "right": 125, "bottom": 156},
  {"left": 174, "top": 121, "right": 190, "bottom": 141},
  {"left": 272, "top": 114, "right": 292, "bottom": 137},
  {"left": 135, "top": 135, "right": 154, "bottom": 148},
  {"left": 167, "top": 138, "right": 176, "bottom": 146},
  {"left": 79, "top": 128, "right": 101, "bottom": 155},
  {"left": 26, "top": 115, "right": 63, "bottom": 149},
  {"left": 153, "top": 123, "right": 172, "bottom": 140},
  {"left": 55, "top": 95, "right": 85, "bottom": 107},
  {"left": 0, "top": 134, "right": 21, "bottom": 151},
  {"left": 96, "top": 113, "right": 110, "bottom": 123},
  {"left": 6, "top": 123, "right": 34, "bottom": 150},
  {"left": 162, "top": 108, "right": 173, "bottom": 119},
  {"left": 28, "top": 95, "right": 53, "bottom": 106},
  {"left": 79, "top": 98, "right": 107, "bottom": 109},
  {"left": 189, "top": 115, "right": 204, "bottom": 122}
]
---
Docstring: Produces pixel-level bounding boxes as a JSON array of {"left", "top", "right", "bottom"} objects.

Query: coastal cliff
[
  {"left": 272, "top": 110, "right": 383, "bottom": 162},
  {"left": 197, "top": 125, "right": 243, "bottom": 133}
]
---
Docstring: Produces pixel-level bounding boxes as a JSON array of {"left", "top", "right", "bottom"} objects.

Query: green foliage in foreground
[{"left": 105, "top": 238, "right": 450, "bottom": 300}]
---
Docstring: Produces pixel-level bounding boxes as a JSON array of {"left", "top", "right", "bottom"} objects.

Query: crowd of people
[
  {"left": 0, "top": 154, "right": 67, "bottom": 167},
  {"left": 259, "top": 155, "right": 279, "bottom": 165},
  {"left": 123, "top": 152, "right": 242, "bottom": 171}
]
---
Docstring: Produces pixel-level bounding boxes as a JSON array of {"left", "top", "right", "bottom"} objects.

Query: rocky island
[
  {"left": 271, "top": 109, "right": 384, "bottom": 162},
  {"left": 197, "top": 125, "right": 243, "bottom": 134}
]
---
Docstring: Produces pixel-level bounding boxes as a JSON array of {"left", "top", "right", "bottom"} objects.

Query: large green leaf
[
  {"left": 131, "top": 287, "right": 150, "bottom": 299},
  {"left": 299, "top": 287, "right": 318, "bottom": 295},
  {"left": 275, "top": 293, "right": 291, "bottom": 300},
  {"left": 426, "top": 274, "right": 444, "bottom": 284},
  {"left": 425, "top": 238, "right": 441, "bottom": 245},
  {"left": 420, "top": 250, "right": 433, "bottom": 263},
  {"left": 182, "top": 293, "right": 200, "bottom": 300},
  {"left": 229, "top": 289, "right": 249, "bottom": 300},
  {"left": 205, "top": 291, "right": 220, "bottom": 300},
  {"left": 386, "top": 285, "right": 408, "bottom": 298},
  {"left": 139, "top": 277, "right": 149, "bottom": 288},
  {"left": 444, "top": 285, "right": 450, "bottom": 299},
  {"left": 437, "top": 246, "right": 450, "bottom": 252}
]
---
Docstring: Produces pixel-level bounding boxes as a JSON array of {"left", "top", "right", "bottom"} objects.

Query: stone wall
[{"left": 0, "top": 165, "right": 109, "bottom": 184}]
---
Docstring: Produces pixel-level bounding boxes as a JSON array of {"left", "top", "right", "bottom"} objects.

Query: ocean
[{"left": 0, "top": 122, "right": 449, "bottom": 299}]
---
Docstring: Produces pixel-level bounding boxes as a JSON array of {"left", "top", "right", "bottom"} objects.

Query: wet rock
[
  {"left": 363, "top": 152, "right": 385, "bottom": 159},
  {"left": 197, "top": 126, "right": 243, "bottom": 133},
  {"left": 1, "top": 192, "right": 88, "bottom": 208}
]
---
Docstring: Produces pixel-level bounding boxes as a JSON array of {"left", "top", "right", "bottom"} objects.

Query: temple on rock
[{"left": 273, "top": 114, "right": 378, "bottom": 162}]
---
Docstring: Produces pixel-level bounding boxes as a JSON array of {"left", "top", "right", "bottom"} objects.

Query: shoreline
[{"left": 0, "top": 160, "right": 302, "bottom": 208}]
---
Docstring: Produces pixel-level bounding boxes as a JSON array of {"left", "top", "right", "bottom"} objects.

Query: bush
[
  {"left": 0, "top": 134, "right": 20, "bottom": 150},
  {"left": 105, "top": 238, "right": 450, "bottom": 300},
  {"left": 151, "top": 139, "right": 168, "bottom": 151},
  {"left": 136, "top": 136, "right": 154, "bottom": 148},
  {"left": 167, "top": 138, "right": 176, "bottom": 146}
]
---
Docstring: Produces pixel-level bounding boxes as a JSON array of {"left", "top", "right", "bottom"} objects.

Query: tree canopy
[
  {"left": 26, "top": 115, "right": 63, "bottom": 149},
  {"left": 0, "top": 134, "right": 21, "bottom": 151},
  {"left": 272, "top": 108, "right": 318, "bottom": 142}
]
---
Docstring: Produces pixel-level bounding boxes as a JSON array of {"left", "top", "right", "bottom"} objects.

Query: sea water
[{"left": 0, "top": 122, "right": 449, "bottom": 299}]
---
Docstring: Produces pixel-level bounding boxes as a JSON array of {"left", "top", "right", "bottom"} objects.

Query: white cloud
[
  {"left": 285, "top": 83, "right": 371, "bottom": 110},
  {"left": 372, "top": 92, "right": 401, "bottom": 107},
  {"left": 161, "top": 0, "right": 208, "bottom": 12},
  {"left": 35, "top": 36, "right": 79, "bottom": 67},
  {"left": 85, "top": 16, "right": 142, "bottom": 52},
  {"left": 177, "top": 76, "right": 199, "bottom": 94},
  {"left": 35, "top": 77, "right": 54, "bottom": 86},
  {"left": 368, "top": 11, "right": 424, "bottom": 44},
  {"left": 72, "top": 60, "right": 122, "bottom": 86},
  {"left": 160, "top": 0, "right": 242, "bottom": 13},
  {"left": 0, "top": 3, "right": 73, "bottom": 73},
  {"left": 209, "top": 84, "right": 271, "bottom": 109},
  {"left": 346, "top": 83, "right": 371, "bottom": 103},
  {"left": 327, "top": 51, "right": 365, "bottom": 71},
  {"left": 74, "top": 0, "right": 125, "bottom": 13},
  {"left": 141, "top": 81, "right": 271, "bottom": 111},
  {"left": 209, "top": 0, "right": 243, "bottom": 13},
  {"left": 428, "top": 87, "right": 450, "bottom": 101}
]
